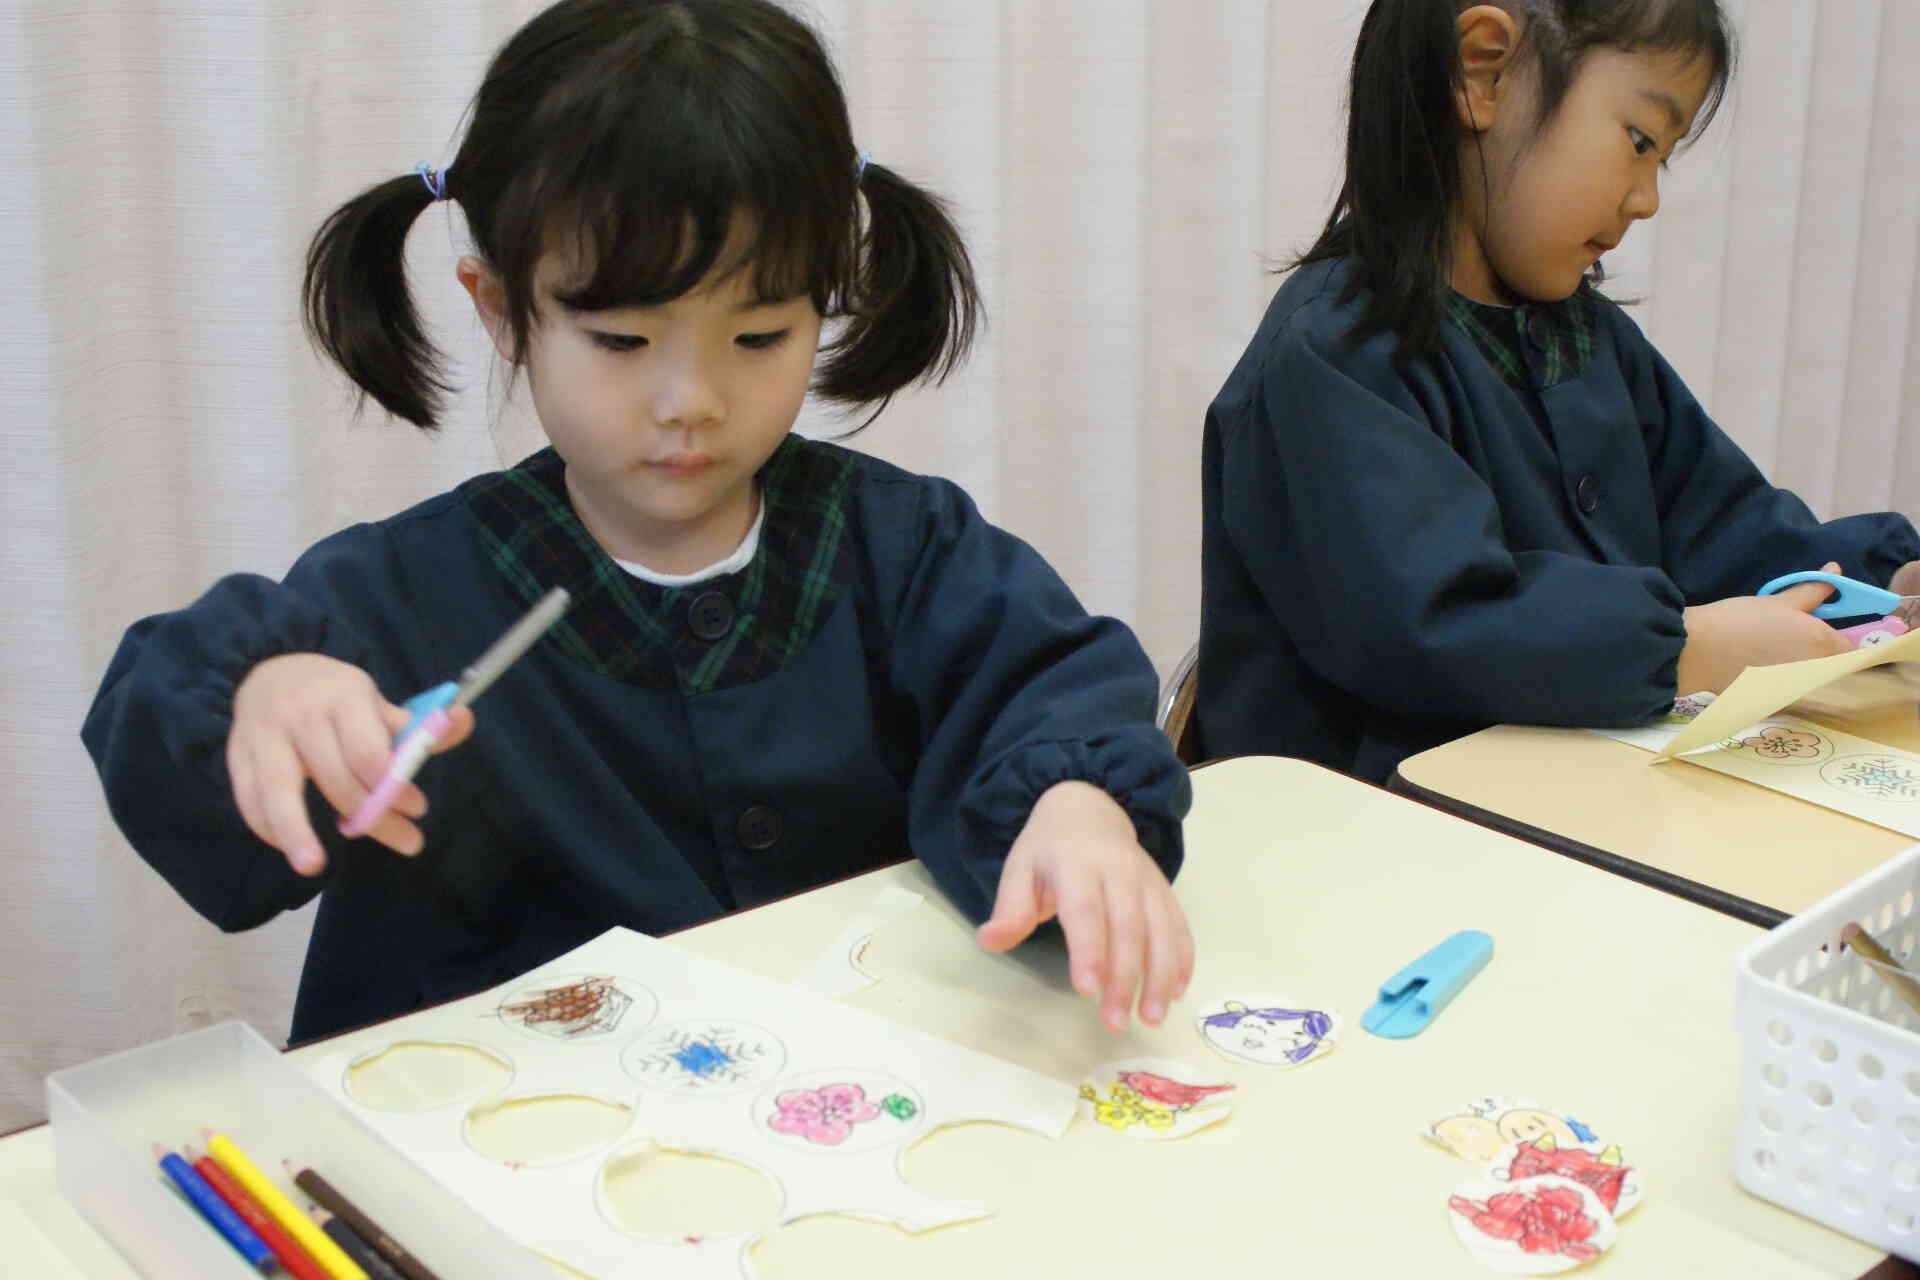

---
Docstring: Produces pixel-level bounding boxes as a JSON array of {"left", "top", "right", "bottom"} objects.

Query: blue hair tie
[
  {"left": 854, "top": 152, "right": 869, "bottom": 184},
  {"left": 414, "top": 162, "right": 449, "bottom": 201}
]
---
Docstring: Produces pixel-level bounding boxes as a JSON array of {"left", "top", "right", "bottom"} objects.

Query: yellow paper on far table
[{"left": 1658, "top": 626, "right": 1920, "bottom": 758}]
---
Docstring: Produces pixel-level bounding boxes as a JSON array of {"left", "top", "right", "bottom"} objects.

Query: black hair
[
  {"left": 1296, "top": 0, "right": 1735, "bottom": 356},
  {"left": 303, "top": 0, "right": 979, "bottom": 430}
]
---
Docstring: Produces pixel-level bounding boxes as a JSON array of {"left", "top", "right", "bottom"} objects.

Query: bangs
[
  {"left": 1612, "top": 0, "right": 1733, "bottom": 139},
  {"left": 1559, "top": 0, "right": 1735, "bottom": 142},
  {"left": 481, "top": 7, "right": 858, "bottom": 324},
  {"left": 540, "top": 186, "right": 829, "bottom": 315}
]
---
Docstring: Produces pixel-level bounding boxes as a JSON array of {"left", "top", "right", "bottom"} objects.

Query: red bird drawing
[{"left": 1115, "top": 1070, "right": 1236, "bottom": 1111}]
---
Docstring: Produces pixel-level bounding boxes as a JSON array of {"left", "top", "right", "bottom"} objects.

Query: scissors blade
[{"left": 451, "top": 587, "right": 570, "bottom": 709}]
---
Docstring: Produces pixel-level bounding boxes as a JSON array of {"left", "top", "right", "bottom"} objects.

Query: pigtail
[
  {"left": 301, "top": 174, "right": 453, "bottom": 430},
  {"left": 1296, "top": 0, "right": 1468, "bottom": 357},
  {"left": 816, "top": 161, "right": 981, "bottom": 423}
]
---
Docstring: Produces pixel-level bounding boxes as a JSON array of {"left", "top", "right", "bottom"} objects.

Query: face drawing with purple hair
[{"left": 1200, "top": 1002, "right": 1334, "bottom": 1066}]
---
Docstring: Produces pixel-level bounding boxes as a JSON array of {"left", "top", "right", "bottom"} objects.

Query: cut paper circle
[
  {"left": 1447, "top": 1174, "right": 1618, "bottom": 1274},
  {"left": 494, "top": 974, "right": 657, "bottom": 1043},
  {"left": 1426, "top": 1098, "right": 1600, "bottom": 1164},
  {"left": 1485, "top": 1136, "right": 1642, "bottom": 1219},
  {"left": 342, "top": 1039, "right": 513, "bottom": 1113},
  {"left": 463, "top": 1092, "right": 634, "bottom": 1170},
  {"left": 1195, "top": 996, "right": 1340, "bottom": 1068},
  {"left": 621, "top": 1020, "right": 786, "bottom": 1097},
  {"left": 1718, "top": 722, "right": 1835, "bottom": 766},
  {"left": 1821, "top": 754, "right": 1920, "bottom": 803},
  {"left": 1077, "top": 1056, "right": 1234, "bottom": 1142},
  {"left": 753, "top": 1069, "right": 926, "bottom": 1156},
  {"left": 1665, "top": 691, "right": 1716, "bottom": 722}
]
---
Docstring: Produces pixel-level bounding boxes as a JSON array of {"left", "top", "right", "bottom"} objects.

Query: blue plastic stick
[{"left": 1361, "top": 930, "right": 1494, "bottom": 1039}]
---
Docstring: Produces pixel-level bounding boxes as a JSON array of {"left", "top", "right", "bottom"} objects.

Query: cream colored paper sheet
[
  {"left": 308, "top": 926, "right": 1076, "bottom": 1280},
  {"left": 1659, "top": 628, "right": 1920, "bottom": 757},
  {"left": 1671, "top": 716, "right": 1920, "bottom": 838}
]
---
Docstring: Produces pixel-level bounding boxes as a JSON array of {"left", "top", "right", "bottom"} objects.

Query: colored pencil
[
  {"left": 310, "top": 1206, "right": 406, "bottom": 1280},
  {"left": 153, "top": 1145, "right": 278, "bottom": 1272},
  {"left": 207, "top": 1132, "right": 368, "bottom": 1280},
  {"left": 189, "top": 1146, "right": 331, "bottom": 1280},
  {"left": 1841, "top": 922, "right": 1920, "bottom": 1017},
  {"left": 287, "top": 1161, "right": 442, "bottom": 1280}
]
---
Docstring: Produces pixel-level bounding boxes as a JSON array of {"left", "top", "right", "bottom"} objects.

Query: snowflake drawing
[
  {"left": 621, "top": 1020, "right": 785, "bottom": 1095},
  {"left": 672, "top": 1040, "right": 735, "bottom": 1077},
  {"left": 1821, "top": 755, "right": 1920, "bottom": 803}
]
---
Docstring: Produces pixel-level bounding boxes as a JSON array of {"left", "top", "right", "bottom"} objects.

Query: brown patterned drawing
[{"left": 496, "top": 975, "right": 648, "bottom": 1041}]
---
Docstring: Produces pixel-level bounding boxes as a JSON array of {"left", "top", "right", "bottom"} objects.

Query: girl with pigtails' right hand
[{"left": 85, "top": 0, "right": 1192, "bottom": 1042}]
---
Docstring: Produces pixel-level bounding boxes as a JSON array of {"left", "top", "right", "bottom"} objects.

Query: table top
[
  {"left": 1, "top": 757, "right": 1895, "bottom": 1277},
  {"left": 1394, "top": 667, "right": 1920, "bottom": 925}
]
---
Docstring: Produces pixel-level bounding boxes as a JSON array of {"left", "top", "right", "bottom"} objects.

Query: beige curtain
[{"left": 5, "top": 0, "right": 1915, "bottom": 1130}]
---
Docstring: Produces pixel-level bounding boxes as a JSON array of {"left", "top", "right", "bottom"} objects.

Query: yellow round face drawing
[
  {"left": 1496, "top": 1109, "right": 1578, "bottom": 1148},
  {"left": 1432, "top": 1114, "right": 1506, "bottom": 1163}
]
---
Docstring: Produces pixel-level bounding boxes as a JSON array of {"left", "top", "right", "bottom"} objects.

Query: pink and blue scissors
[
  {"left": 1757, "top": 571, "right": 1920, "bottom": 621},
  {"left": 339, "top": 587, "right": 570, "bottom": 838}
]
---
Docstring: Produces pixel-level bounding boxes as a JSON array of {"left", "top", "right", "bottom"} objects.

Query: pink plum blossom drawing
[
  {"left": 768, "top": 1082, "right": 883, "bottom": 1146},
  {"left": 1738, "top": 727, "right": 1823, "bottom": 760}
]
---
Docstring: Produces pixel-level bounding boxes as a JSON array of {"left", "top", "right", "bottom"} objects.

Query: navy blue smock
[
  {"left": 1199, "top": 258, "right": 1920, "bottom": 783},
  {"left": 85, "top": 435, "right": 1188, "bottom": 1040}
]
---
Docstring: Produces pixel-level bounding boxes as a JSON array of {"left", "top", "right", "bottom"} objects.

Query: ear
[
  {"left": 456, "top": 255, "right": 515, "bottom": 363},
  {"left": 1455, "top": 4, "right": 1521, "bottom": 133}
]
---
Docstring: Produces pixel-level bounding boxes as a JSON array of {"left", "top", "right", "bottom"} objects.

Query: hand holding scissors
[
  {"left": 338, "top": 587, "right": 570, "bottom": 838},
  {"left": 1757, "top": 570, "right": 1920, "bottom": 621}
]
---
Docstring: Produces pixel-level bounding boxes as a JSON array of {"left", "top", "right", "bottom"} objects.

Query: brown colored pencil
[{"left": 285, "top": 1162, "right": 441, "bottom": 1280}]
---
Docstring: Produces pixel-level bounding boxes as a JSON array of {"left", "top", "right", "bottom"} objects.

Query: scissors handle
[
  {"left": 1757, "top": 571, "right": 1901, "bottom": 620},
  {"left": 397, "top": 681, "right": 459, "bottom": 740},
  {"left": 338, "top": 706, "right": 454, "bottom": 837}
]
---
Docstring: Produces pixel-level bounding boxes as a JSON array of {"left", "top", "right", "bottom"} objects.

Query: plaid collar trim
[
  {"left": 461, "top": 434, "right": 857, "bottom": 693},
  {"left": 1445, "top": 286, "right": 1597, "bottom": 391}
]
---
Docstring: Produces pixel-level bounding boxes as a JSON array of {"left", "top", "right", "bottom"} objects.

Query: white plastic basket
[{"left": 1735, "top": 840, "right": 1920, "bottom": 1258}]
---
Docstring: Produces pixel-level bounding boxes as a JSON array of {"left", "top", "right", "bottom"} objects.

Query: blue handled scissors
[
  {"left": 1757, "top": 571, "right": 1919, "bottom": 620},
  {"left": 338, "top": 586, "right": 570, "bottom": 837}
]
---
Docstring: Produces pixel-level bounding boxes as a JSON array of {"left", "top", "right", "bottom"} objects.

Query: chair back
[{"left": 1156, "top": 641, "right": 1202, "bottom": 765}]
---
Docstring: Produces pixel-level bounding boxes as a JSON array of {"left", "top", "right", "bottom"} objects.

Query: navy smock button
[
  {"left": 1575, "top": 474, "right": 1600, "bottom": 513},
  {"left": 688, "top": 591, "right": 734, "bottom": 641},
  {"left": 737, "top": 805, "right": 782, "bottom": 851}
]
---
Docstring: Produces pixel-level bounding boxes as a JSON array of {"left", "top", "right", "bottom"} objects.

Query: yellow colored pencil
[{"left": 207, "top": 1133, "right": 368, "bottom": 1280}]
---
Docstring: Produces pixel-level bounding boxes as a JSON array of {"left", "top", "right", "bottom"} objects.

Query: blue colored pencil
[{"left": 154, "top": 1144, "right": 280, "bottom": 1272}]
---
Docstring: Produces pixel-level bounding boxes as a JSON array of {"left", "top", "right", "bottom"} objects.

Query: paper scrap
[
  {"left": 1589, "top": 691, "right": 1714, "bottom": 753},
  {"left": 1076, "top": 1056, "right": 1235, "bottom": 1141},
  {"left": 795, "top": 886, "right": 926, "bottom": 997},
  {"left": 1447, "top": 1174, "right": 1618, "bottom": 1274},
  {"left": 1426, "top": 1098, "right": 1600, "bottom": 1164},
  {"left": 1659, "top": 626, "right": 1920, "bottom": 757},
  {"left": 1486, "top": 1136, "right": 1641, "bottom": 1220},
  {"left": 1195, "top": 996, "right": 1340, "bottom": 1068}
]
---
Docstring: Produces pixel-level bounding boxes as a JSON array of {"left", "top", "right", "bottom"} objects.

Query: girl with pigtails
[{"left": 86, "top": 0, "right": 1192, "bottom": 1041}]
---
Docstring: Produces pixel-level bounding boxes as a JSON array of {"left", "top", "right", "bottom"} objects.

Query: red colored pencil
[{"left": 187, "top": 1146, "right": 333, "bottom": 1280}]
